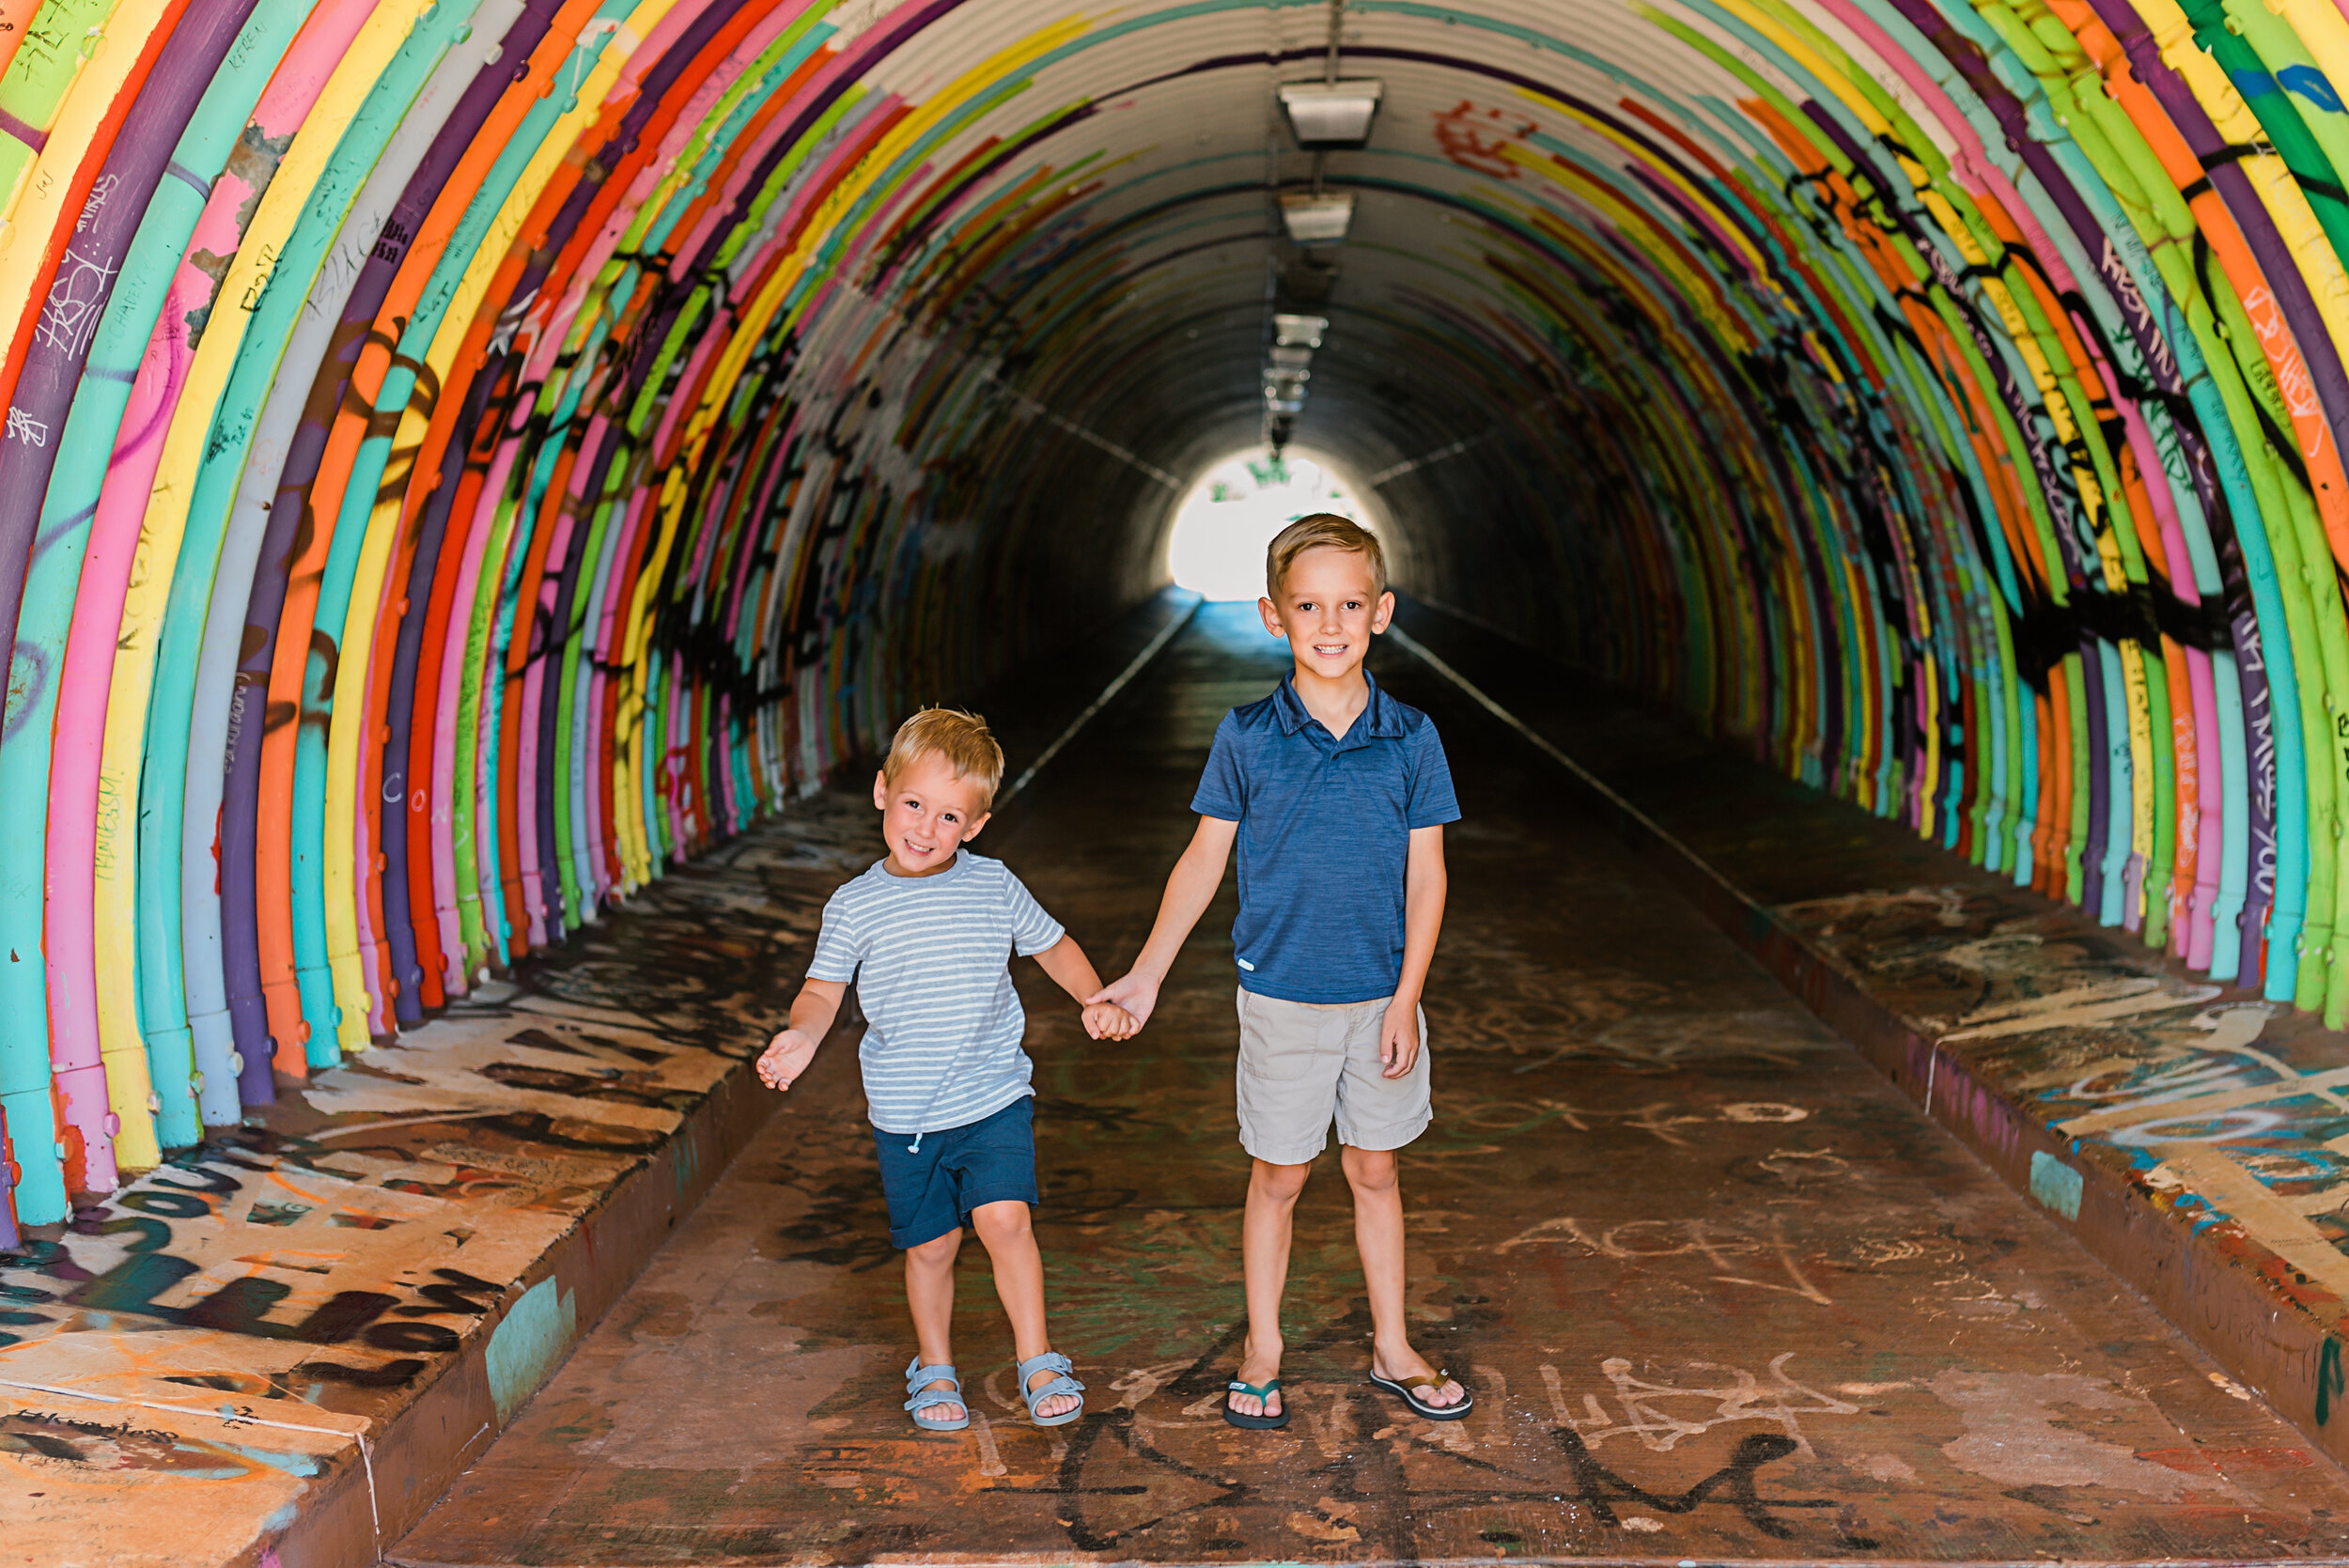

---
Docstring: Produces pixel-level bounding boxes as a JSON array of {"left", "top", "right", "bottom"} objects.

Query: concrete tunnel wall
[{"left": 0, "top": 0, "right": 2342, "bottom": 1232}]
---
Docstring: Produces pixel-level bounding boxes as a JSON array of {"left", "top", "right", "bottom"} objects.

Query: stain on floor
[{"left": 393, "top": 607, "right": 2349, "bottom": 1565}]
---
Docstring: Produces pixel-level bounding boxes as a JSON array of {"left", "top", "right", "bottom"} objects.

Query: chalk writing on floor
[{"left": 1551, "top": 1352, "right": 1859, "bottom": 1456}]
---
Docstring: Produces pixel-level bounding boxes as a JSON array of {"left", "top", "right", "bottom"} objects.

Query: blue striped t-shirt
[{"left": 807, "top": 849, "right": 1066, "bottom": 1134}]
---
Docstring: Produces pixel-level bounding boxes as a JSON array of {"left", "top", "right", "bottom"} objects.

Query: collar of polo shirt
[{"left": 1271, "top": 670, "right": 1408, "bottom": 750}]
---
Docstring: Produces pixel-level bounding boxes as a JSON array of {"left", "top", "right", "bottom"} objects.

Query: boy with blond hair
[
  {"left": 760, "top": 707, "right": 1136, "bottom": 1431},
  {"left": 1093, "top": 515, "right": 1470, "bottom": 1428}
]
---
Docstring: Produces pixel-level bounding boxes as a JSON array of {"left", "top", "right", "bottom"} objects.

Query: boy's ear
[
  {"left": 961, "top": 811, "right": 992, "bottom": 843},
  {"left": 1258, "top": 596, "right": 1285, "bottom": 638},
  {"left": 1373, "top": 590, "right": 1395, "bottom": 633},
  {"left": 872, "top": 768, "right": 891, "bottom": 810}
]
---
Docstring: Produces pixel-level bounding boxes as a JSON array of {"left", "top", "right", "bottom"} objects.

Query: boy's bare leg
[
  {"left": 1342, "top": 1145, "right": 1465, "bottom": 1408},
  {"left": 970, "top": 1201, "right": 1079, "bottom": 1419},
  {"left": 1233, "top": 1157, "right": 1312, "bottom": 1418},
  {"left": 905, "top": 1229, "right": 968, "bottom": 1421}
]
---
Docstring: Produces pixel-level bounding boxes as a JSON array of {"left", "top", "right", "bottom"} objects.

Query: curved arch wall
[{"left": 1, "top": 0, "right": 2346, "bottom": 1226}]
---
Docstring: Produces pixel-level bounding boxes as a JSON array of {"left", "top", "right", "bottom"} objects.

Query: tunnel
[
  {"left": 12, "top": 0, "right": 2349, "bottom": 1560},
  {"left": 0, "top": 0, "right": 2327, "bottom": 1222}
]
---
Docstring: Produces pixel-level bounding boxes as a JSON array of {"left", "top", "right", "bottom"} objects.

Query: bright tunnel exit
[{"left": 1165, "top": 452, "right": 1373, "bottom": 602}]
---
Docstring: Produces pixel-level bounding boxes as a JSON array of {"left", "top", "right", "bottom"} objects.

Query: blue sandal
[
  {"left": 903, "top": 1357, "right": 970, "bottom": 1432},
  {"left": 1223, "top": 1376, "right": 1289, "bottom": 1430},
  {"left": 1016, "top": 1351, "right": 1086, "bottom": 1427}
]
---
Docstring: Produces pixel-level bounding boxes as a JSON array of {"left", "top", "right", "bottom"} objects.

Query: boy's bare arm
[
  {"left": 1379, "top": 824, "right": 1449, "bottom": 1078},
  {"left": 759, "top": 977, "right": 848, "bottom": 1090},
  {"left": 1084, "top": 814, "right": 1237, "bottom": 1026},
  {"left": 1030, "top": 935, "right": 1139, "bottom": 1040}
]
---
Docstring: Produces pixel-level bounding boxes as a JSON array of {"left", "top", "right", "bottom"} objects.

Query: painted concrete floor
[{"left": 395, "top": 606, "right": 2349, "bottom": 1565}]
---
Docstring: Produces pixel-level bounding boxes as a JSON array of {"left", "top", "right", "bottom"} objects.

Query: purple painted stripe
[
  {"left": 378, "top": 367, "right": 486, "bottom": 1022},
  {"left": 0, "top": 107, "right": 49, "bottom": 155}
]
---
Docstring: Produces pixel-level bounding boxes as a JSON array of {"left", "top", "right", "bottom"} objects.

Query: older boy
[
  {"left": 1092, "top": 515, "right": 1470, "bottom": 1428},
  {"left": 760, "top": 707, "right": 1136, "bottom": 1432}
]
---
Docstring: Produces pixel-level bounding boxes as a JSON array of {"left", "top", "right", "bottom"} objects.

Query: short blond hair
[
  {"left": 1267, "top": 512, "right": 1387, "bottom": 600},
  {"left": 884, "top": 706, "right": 1004, "bottom": 812}
]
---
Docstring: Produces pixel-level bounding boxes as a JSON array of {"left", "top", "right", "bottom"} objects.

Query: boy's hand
[
  {"left": 1082, "top": 1001, "right": 1140, "bottom": 1040},
  {"left": 1379, "top": 1001, "right": 1423, "bottom": 1079},
  {"left": 758, "top": 1029, "right": 818, "bottom": 1091},
  {"left": 1084, "top": 970, "right": 1161, "bottom": 1029}
]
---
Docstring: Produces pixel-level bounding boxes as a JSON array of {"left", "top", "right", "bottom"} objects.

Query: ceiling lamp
[
  {"left": 1280, "top": 80, "right": 1384, "bottom": 148},
  {"left": 1279, "top": 191, "right": 1355, "bottom": 243},
  {"left": 1274, "top": 314, "right": 1326, "bottom": 347}
]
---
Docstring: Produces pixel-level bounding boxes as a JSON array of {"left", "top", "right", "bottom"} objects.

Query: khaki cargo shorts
[{"left": 1235, "top": 986, "right": 1431, "bottom": 1165}]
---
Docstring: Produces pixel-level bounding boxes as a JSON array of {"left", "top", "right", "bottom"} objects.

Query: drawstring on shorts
[{"left": 907, "top": 1132, "right": 924, "bottom": 1153}]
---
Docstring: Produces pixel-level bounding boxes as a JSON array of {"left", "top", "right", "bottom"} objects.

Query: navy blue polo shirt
[{"left": 1190, "top": 671, "right": 1460, "bottom": 1003}]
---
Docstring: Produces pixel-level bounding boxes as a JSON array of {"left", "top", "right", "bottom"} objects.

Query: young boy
[
  {"left": 759, "top": 706, "right": 1137, "bottom": 1432},
  {"left": 1091, "top": 514, "right": 1470, "bottom": 1428}
]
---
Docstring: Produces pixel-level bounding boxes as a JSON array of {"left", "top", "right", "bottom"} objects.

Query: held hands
[
  {"left": 1082, "top": 970, "right": 1161, "bottom": 1032},
  {"left": 1378, "top": 999, "right": 1423, "bottom": 1079},
  {"left": 758, "top": 1029, "right": 818, "bottom": 1091},
  {"left": 1082, "top": 1000, "right": 1140, "bottom": 1040}
]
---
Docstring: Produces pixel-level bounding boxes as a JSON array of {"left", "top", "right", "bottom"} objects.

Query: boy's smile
[{"left": 874, "top": 754, "right": 991, "bottom": 877}]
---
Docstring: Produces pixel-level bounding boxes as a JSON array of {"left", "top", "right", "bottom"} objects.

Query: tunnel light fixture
[
  {"left": 1274, "top": 313, "right": 1327, "bottom": 347},
  {"left": 1280, "top": 80, "right": 1384, "bottom": 148},
  {"left": 1279, "top": 191, "right": 1355, "bottom": 243}
]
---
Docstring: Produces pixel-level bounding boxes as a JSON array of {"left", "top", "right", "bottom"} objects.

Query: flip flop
[
  {"left": 1222, "top": 1376, "right": 1290, "bottom": 1429},
  {"left": 903, "top": 1357, "right": 970, "bottom": 1432},
  {"left": 1370, "top": 1369, "right": 1472, "bottom": 1421},
  {"left": 1017, "top": 1351, "right": 1087, "bottom": 1428}
]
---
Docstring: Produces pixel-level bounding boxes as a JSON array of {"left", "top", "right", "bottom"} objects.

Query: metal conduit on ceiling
[{"left": 0, "top": 0, "right": 2339, "bottom": 1231}]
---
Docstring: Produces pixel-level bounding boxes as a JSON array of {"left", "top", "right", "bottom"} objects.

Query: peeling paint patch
[
  {"left": 2029, "top": 1151, "right": 2082, "bottom": 1220},
  {"left": 211, "top": 1441, "right": 321, "bottom": 1478},
  {"left": 486, "top": 1278, "right": 577, "bottom": 1424}
]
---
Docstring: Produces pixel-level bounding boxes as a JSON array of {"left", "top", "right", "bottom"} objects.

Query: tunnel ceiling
[{"left": 3, "top": 0, "right": 2347, "bottom": 1222}]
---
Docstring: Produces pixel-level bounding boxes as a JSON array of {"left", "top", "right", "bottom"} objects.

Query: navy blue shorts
[{"left": 872, "top": 1096, "right": 1040, "bottom": 1250}]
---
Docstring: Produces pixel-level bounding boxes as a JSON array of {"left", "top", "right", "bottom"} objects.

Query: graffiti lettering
[
  {"left": 1553, "top": 1427, "right": 1850, "bottom": 1542},
  {"left": 1434, "top": 99, "right": 1534, "bottom": 179}
]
